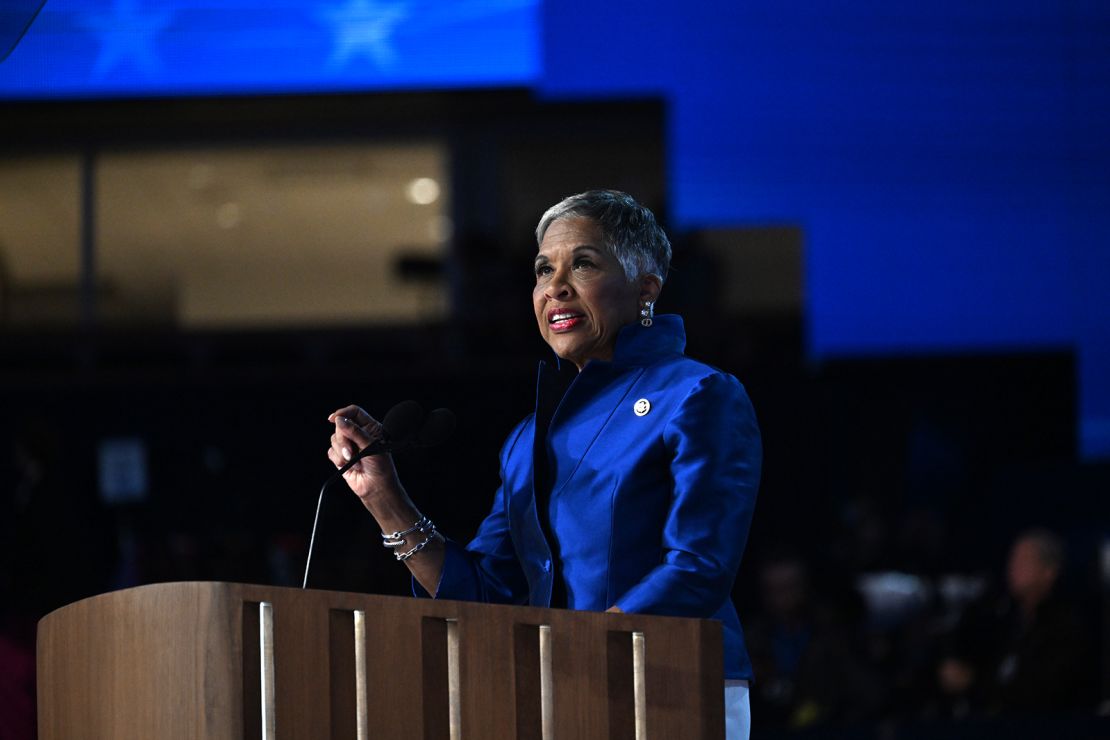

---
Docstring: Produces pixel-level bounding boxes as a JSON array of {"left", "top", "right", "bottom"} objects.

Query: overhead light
[{"left": 405, "top": 177, "right": 440, "bottom": 205}]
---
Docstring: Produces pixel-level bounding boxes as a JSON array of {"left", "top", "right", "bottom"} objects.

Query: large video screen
[{"left": 0, "top": 0, "right": 539, "bottom": 99}]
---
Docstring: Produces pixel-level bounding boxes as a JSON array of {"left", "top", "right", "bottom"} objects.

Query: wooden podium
[{"left": 37, "top": 582, "right": 724, "bottom": 739}]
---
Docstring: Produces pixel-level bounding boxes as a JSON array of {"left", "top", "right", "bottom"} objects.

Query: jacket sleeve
[
  {"left": 614, "top": 371, "right": 761, "bottom": 617},
  {"left": 413, "top": 424, "right": 530, "bottom": 605}
]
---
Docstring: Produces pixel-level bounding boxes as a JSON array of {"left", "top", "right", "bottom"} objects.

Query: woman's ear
[{"left": 638, "top": 273, "right": 662, "bottom": 305}]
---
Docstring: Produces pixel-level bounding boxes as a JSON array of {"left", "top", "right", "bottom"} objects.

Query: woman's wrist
[
  {"left": 357, "top": 482, "right": 403, "bottom": 510},
  {"left": 350, "top": 463, "right": 404, "bottom": 505},
  {"left": 358, "top": 484, "right": 423, "bottom": 533}
]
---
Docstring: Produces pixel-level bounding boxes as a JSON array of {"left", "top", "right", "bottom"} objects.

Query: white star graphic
[
  {"left": 318, "top": 0, "right": 409, "bottom": 71},
  {"left": 79, "top": 0, "right": 174, "bottom": 80}
]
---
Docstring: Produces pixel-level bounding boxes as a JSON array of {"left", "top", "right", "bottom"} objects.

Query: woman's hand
[
  {"left": 326, "top": 404, "right": 446, "bottom": 594},
  {"left": 327, "top": 405, "right": 403, "bottom": 504}
]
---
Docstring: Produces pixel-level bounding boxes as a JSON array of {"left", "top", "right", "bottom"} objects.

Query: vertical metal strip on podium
[
  {"left": 260, "top": 602, "right": 277, "bottom": 740},
  {"left": 354, "top": 610, "right": 369, "bottom": 740},
  {"left": 632, "top": 631, "right": 646, "bottom": 740},
  {"left": 538, "top": 624, "right": 554, "bottom": 740},
  {"left": 447, "top": 618, "right": 461, "bottom": 740}
]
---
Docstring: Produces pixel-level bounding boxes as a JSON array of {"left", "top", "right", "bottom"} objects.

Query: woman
[{"left": 327, "top": 190, "right": 761, "bottom": 738}]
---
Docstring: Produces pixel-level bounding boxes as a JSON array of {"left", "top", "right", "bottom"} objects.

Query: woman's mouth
[{"left": 548, "top": 310, "right": 585, "bottom": 332}]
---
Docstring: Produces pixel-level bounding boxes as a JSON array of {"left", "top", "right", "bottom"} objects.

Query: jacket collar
[{"left": 547, "top": 313, "right": 687, "bottom": 371}]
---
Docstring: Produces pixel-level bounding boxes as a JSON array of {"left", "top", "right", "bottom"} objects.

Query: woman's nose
[{"left": 544, "top": 270, "right": 573, "bottom": 300}]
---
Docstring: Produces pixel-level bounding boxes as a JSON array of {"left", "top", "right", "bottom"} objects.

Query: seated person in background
[
  {"left": 746, "top": 551, "right": 883, "bottom": 728},
  {"left": 937, "top": 528, "right": 1096, "bottom": 715}
]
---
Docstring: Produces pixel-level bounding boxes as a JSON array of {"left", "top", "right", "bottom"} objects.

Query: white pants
[{"left": 725, "top": 680, "right": 751, "bottom": 740}]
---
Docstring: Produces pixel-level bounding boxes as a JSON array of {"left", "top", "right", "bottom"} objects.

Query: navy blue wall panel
[{"left": 540, "top": 0, "right": 1110, "bottom": 457}]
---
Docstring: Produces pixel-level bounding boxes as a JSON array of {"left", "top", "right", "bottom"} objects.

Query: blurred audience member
[
  {"left": 937, "top": 528, "right": 1096, "bottom": 716},
  {"left": 1, "top": 419, "right": 119, "bottom": 740},
  {"left": 6, "top": 419, "right": 112, "bottom": 616},
  {"left": 747, "top": 550, "right": 884, "bottom": 729},
  {"left": 0, "top": 625, "right": 35, "bottom": 740}
]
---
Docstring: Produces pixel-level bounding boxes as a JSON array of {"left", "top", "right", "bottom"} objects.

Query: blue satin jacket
[{"left": 422, "top": 315, "right": 762, "bottom": 679}]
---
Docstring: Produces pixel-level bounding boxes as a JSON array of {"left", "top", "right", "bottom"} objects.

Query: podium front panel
[{"left": 38, "top": 581, "right": 724, "bottom": 739}]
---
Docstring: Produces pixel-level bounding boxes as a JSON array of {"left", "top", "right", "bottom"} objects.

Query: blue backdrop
[{"left": 0, "top": 0, "right": 538, "bottom": 96}]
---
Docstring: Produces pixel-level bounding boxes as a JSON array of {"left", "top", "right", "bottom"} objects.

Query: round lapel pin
[{"left": 634, "top": 398, "right": 651, "bottom": 416}]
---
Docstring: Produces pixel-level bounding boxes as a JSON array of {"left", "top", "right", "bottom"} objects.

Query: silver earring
[{"left": 640, "top": 300, "right": 654, "bottom": 327}]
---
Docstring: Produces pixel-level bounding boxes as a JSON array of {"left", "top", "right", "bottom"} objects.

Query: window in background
[
  {"left": 0, "top": 142, "right": 449, "bottom": 329},
  {"left": 94, "top": 141, "right": 450, "bottom": 328},
  {"left": 0, "top": 154, "right": 82, "bottom": 327}
]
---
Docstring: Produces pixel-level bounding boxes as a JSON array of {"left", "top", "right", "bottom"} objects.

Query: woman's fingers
[
  {"left": 335, "top": 416, "right": 374, "bottom": 444},
  {"left": 331, "top": 429, "right": 368, "bottom": 465},
  {"left": 328, "top": 405, "right": 372, "bottom": 426},
  {"left": 328, "top": 405, "right": 385, "bottom": 459},
  {"left": 327, "top": 442, "right": 371, "bottom": 474},
  {"left": 326, "top": 405, "right": 399, "bottom": 499}
]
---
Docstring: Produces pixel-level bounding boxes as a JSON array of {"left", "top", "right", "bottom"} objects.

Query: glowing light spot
[{"left": 405, "top": 177, "right": 440, "bottom": 205}]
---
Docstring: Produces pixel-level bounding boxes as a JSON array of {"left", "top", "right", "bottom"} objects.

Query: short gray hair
[{"left": 535, "top": 190, "right": 671, "bottom": 283}]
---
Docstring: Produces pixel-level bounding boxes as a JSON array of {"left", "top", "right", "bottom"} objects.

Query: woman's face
[{"left": 533, "top": 217, "right": 645, "bottom": 370}]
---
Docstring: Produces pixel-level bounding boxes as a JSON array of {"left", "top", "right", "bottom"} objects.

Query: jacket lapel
[{"left": 546, "top": 363, "right": 646, "bottom": 498}]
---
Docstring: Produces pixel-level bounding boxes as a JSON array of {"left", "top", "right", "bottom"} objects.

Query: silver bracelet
[
  {"left": 395, "top": 530, "right": 441, "bottom": 562},
  {"left": 382, "top": 516, "right": 433, "bottom": 548}
]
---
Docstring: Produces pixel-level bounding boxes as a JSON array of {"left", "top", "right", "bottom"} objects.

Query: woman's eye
[
  {"left": 535, "top": 264, "right": 553, "bottom": 277},
  {"left": 574, "top": 259, "right": 595, "bottom": 270}
]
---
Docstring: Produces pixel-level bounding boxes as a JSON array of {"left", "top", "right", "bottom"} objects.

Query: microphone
[
  {"left": 333, "top": 399, "right": 425, "bottom": 476},
  {"left": 302, "top": 401, "right": 455, "bottom": 589},
  {"left": 412, "top": 407, "right": 457, "bottom": 448}
]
